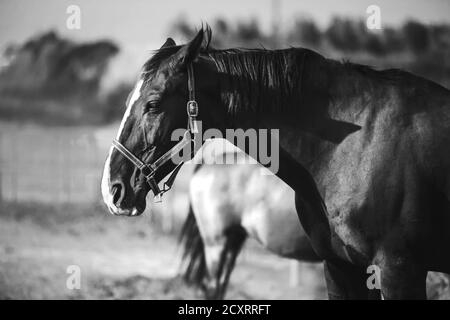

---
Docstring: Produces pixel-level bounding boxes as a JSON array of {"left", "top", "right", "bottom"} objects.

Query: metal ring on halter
[{"left": 140, "top": 164, "right": 156, "bottom": 180}]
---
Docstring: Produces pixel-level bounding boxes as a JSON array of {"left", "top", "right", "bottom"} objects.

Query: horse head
[{"left": 101, "top": 28, "right": 221, "bottom": 216}]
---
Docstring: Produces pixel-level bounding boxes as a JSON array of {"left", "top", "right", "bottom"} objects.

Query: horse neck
[
  {"left": 213, "top": 48, "right": 306, "bottom": 121},
  {"left": 209, "top": 49, "right": 336, "bottom": 164},
  {"left": 208, "top": 49, "right": 378, "bottom": 185}
]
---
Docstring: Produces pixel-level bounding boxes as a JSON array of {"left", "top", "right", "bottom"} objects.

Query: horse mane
[
  {"left": 142, "top": 28, "right": 413, "bottom": 117},
  {"left": 141, "top": 28, "right": 309, "bottom": 116},
  {"left": 208, "top": 48, "right": 307, "bottom": 115}
]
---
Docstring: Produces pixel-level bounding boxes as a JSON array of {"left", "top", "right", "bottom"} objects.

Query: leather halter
[{"left": 112, "top": 64, "right": 200, "bottom": 202}]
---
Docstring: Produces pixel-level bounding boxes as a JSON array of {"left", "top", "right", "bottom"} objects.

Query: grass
[{"left": 0, "top": 201, "right": 329, "bottom": 299}]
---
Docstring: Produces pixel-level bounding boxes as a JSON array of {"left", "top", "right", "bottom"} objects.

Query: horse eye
[{"left": 144, "top": 101, "right": 159, "bottom": 114}]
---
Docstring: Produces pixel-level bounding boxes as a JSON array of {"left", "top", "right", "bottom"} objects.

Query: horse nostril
[{"left": 111, "top": 181, "right": 125, "bottom": 207}]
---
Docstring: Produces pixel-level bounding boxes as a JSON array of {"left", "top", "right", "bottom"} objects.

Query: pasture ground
[
  {"left": 0, "top": 202, "right": 328, "bottom": 300},
  {"left": 0, "top": 122, "right": 329, "bottom": 300},
  {"left": 1, "top": 203, "right": 449, "bottom": 299}
]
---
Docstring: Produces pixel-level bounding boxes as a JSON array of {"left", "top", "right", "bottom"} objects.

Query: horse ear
[
  {"left": 161, "top": 37, "right": 176, "bottom": 49},
  {"left": 172, "top": 29, "right": 204, "bottom": 69}
]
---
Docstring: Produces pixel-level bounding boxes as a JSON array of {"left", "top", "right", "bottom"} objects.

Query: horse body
[
  {"left": 268, "top": 58, "right": 450, "bottom": 298},
  {"left": 101, "top": 28, "right": 450, "bottom": 299},
  {"left": 181, "top": 147, "right": 319, "bottom": 299},
  {"left": 320, "top": 79, "right": 450, "bottom": 269}
]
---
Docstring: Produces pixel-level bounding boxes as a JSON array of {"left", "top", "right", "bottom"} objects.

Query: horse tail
[
  {"left": 178, "top": 197, "right": 248, "bottom": 299},
  {"left": 178, "top": 201, "right": 207, "bottom": 288},
  {"left": 214, "top": 225, "right": 247, "bottom": 299}
]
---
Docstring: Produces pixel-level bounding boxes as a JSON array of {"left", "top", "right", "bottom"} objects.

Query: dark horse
[
  {"left": 101, "top": 27, "right": 450, "bottom": 299},
  {"left": 180, "top": 144, "right": 320, "bottom": 299}
]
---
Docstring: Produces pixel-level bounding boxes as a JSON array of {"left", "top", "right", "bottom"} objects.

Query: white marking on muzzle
[{"left": 101, "top": 79, "right": 144, "bottom": 213}]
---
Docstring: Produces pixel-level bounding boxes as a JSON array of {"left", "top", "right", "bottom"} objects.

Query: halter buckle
[{"left": 187, "top": 101, "right": 198, "bottom": 117}]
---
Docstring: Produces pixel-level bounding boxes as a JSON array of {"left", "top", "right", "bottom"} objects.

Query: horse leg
[
  {"left": 324, "top": 259, "right": 375, "bottom": 300},
  {"left": 375, "top": 252, "right": 427, "bottom": 300},
  {"left": 216, "top": 228, "right": 246, "bottom": 299},
  {"left": 204, "top": 242, "right": 226, "bottom": 299}
]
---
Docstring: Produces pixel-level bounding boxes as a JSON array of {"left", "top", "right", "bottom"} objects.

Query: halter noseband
[{"left": 111, "top": 64, "right": 200, "bottom": 202}]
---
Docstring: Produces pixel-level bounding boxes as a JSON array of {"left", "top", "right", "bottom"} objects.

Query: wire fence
[{"left": 0, "top": 123, "right": 108, "bottom": 204}]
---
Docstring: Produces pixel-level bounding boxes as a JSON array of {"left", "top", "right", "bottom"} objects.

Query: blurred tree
[
  {"left": 429, "top": 24, "right": 450, "bottom": 51},
  {"left": 0, "top": 31, "right": 118, "bottom": 98},
  {"left": 289, "top": 19, "right": 322, "bottom": 47},
  {"left": 403, "top": 20, "right": 430, "bottom": 55},
  {"left": 100, "top": 83, "right": 134, "bottom": 122},
  {"left": 170, "top": 17, "right": 196, "bottom": 40},
  {"left": 383, "top": 27, "right": 406, "bottom": 53},
  {"left": 210, "top": 18, "right": 231, "bottom": 48},
  {"left": 364, "top": 33, "right": 386, "bottom": 56},
  {"left": 170, "top": 16, "right": 269, "bottom": 48},
  {"left": 325, "top": 18, "right": 362, "bottom": 52},
  {"left": 236, "top": 19, "right": 261, "bottom": 42},
  {"left": 214, "top": 18, "right": 229, "bottom": 36},
  {"left": 0, "top": 31, "right": 119, "bottom": 124}
]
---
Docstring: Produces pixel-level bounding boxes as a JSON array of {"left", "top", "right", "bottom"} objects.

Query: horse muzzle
[{"left": 106, "top": 203, "right": 143, "bottom": 217}]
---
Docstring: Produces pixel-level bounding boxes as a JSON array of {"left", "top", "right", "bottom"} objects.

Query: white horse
[{"left": 179, "top": 141, "right": 321, "bottom": 299}]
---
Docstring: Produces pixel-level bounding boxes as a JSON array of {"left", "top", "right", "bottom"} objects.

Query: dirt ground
[
  {"left": 1, "top": 202, "right": 449, "bottom": 300},
  {"left": 0, "top": 203, "right": 327, "bottom": 300}
]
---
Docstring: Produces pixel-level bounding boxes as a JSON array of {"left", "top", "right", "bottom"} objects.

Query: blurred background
[{"left": 0, "top": 0, "right": 449, "bottom": 299}]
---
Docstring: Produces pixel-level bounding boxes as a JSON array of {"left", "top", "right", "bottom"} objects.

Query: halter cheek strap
[
  {"left": 112, "top": 63, "right": 200, "bottom": 202},
  {"left": 187, "top": 64, "right": 199, "bottom": 134}
]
